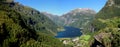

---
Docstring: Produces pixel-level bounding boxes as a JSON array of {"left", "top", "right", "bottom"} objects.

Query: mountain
[
  {"left": 90, "top": 0, "right": 120, "bottom": 47},
  {"left": 61, "top": 8, "right": 96, "bottom": 33},
  {"left": 42, "top": 8, "right": 96, "bottom": 34},
  {"left": 93, "top": 0, "right": 120, "bottom": 31},
  {"left": 62, "top": 8, "right": 96, "bottom": 27},
  {"left": 42, "top": 8, "right": 96, "bottom": 29},
  {"left": 41, "top": 12, "right": 64, "bottom": 26},
  {"left": 0, "top": 1, "right": 63, "bottom": 47},
  {"left": 8, "top": 1, "right": 59, "bottom": 35},
  {"left": 95, "top": 0, "right": 120, "bottom": 19}
]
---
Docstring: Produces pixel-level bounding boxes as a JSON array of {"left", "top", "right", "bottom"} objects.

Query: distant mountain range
[
  {"left": 41, "top": 12, "right": 64, "bottom": 26},
  {"left": 42, "top": 8, "right": 96, "bottom": 32},
  {"left": 61, "top": 8, "right": 96, "bottom": 28},
  {"left": 1, "top": 0, "right": 120, "bottom": 47}
]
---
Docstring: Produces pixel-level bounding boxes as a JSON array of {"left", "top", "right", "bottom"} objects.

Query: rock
[
  {"left": 94, "top": 32, "right": 111, "bottom": 43},
  {"left": 91, "top": 32, "right": 112, "bottom": 47}
]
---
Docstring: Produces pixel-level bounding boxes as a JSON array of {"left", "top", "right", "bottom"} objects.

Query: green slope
[
  {"left": 11, "top": 2, "right": 58, "bottom": 35},
  {"left": 90, "top": 0, "right": 120, "bottom": 47},
  {"left": 95, "top": 0, "right": 120, "bottom": 19},
  {"left": 0, "top": 1, "right": 63, "bottom": 47},
  {"left": 93, "top": 0, "right": 120, "bottom": 31}
]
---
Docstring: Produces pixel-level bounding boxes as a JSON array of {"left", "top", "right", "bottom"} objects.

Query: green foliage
[
  {"left": 37, "top": 33, "right": 63, "bottom": 47},
  {"left": 93, "top": 18, "right": 120, "bottom": 47},
  {"left": 92, "top": 19, "right": 107, "bottom": 31},
  {"left": 104, "top": 18, "right": 120, "bottom": 47},
  {"left": 111, "top": 30, "right": 120, "bottom": 47},
  {"left": 93, "top": 0, "right": 120, "bottom": 31},
  {"left": 95, "top": 1, "right": 120, "bottom": 19},
  {"left": 79, "top": 35, "right": 91, "bottom": 47},
  {"left": 91, "top": 0, "right": 120, "bottom": 47},
  {"left": 114, "top": 0, "right": 120, "bottom": 5},
  {"left": 0, "top": 2, "right": 63, "bottom": 47}
]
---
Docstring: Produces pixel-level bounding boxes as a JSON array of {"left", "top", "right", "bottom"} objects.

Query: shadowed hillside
[{"left": 0, "top": 0, "right": 63, "bottom": 47}]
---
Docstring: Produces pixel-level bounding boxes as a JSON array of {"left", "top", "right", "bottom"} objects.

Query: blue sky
[{"left": 15, "top": 0, "right": 107, "bottom": 16}]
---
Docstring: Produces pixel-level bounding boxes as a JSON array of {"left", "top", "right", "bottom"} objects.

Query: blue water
[{"left": 55, "top": 26, "right": 82, "bottom": 38}]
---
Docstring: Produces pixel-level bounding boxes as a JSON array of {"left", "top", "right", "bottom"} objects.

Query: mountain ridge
[
  {"left": 0, "top": 1, "right": 64, "bottom": 47},
  {"left": 90, "top": 0, "right": 120, "bottom": 47},
  {"left": 42, "top": 8, "right": 96, "bottom": 27}
]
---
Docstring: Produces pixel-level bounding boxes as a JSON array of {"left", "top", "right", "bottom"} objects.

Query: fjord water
[{"left": 55, "top": 26, "right": 82, "bottom": 38}]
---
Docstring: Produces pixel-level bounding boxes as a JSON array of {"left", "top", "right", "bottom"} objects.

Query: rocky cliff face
[{"left": 106, "top": 0, "right": 120, "bottom": 7}]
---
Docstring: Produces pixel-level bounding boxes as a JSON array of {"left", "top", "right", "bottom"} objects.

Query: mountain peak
[
  {"left": 107, "top": 0, "right": 115, "bottom": 6},
  {"left": 106, "top": 0, "right": 120, "bottom": 7},
  {"left": 73, "top": 8, "right": 92, "bottom": 11},
  {"left": 75, "top": 8, "right": 91, "bottom": 10},
  {"left": 67, "top": 8, "right": 96, "bottom": 15}
]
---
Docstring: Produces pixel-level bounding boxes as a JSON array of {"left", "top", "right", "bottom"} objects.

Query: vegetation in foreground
[{"left": 0, "top": 0, "right": 63, "bottom": 47}]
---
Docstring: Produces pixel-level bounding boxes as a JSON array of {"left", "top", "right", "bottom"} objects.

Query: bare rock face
[
  {"left": 106, "top": 0, "right": 120, "bottom": 8},
  {"left": 91, "top": 32, "right": 112, "bottom": 47},
  {"left": 94, "top": 33, "right": 111, "bottom": 43},
  {"left": 107, "top": 0, "right": 115, "bottom": 6}
]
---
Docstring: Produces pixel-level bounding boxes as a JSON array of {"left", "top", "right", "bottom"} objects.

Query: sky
[{"left": 15, "top": 0, "right": 107, "bottom": 16}]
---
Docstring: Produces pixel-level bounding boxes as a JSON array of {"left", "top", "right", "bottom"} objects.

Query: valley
[
  {"left": 41, "top": 8, "right": 96, "bottom": 47},
  {"left": 0, "top": 0, "right": 120, "bottom": 47}
]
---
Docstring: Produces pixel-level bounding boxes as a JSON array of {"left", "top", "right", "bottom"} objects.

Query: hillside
[
  {"left": 0, "top": 1, "right": 63, "bottom": 47},
  {"left": 90, "top": 0, "right": 120, "bottom": 47},
  {"left": 10, "top": 2, "right": 58, "bottom": 35},
  {"left": 95, "top": 0, "right": 120, "bottom": 19},
  {"left": 41, "top": 12, "right": 64, "bottom": 26},
  {"left": 93, "top": 0, "right": 120, "bottom": 31},
  {"left": 42, "top": 8, "right": 96, "bottom": 33},
  {"left": 62, "top": 8, "right": 96, "bottom": 28}
]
